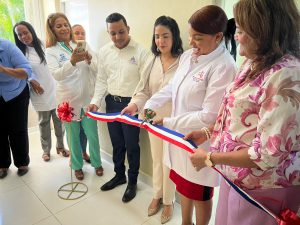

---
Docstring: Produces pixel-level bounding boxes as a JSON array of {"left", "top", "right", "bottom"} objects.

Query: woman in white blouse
[
  {"left": 13, "top": 21, "right": 68, "bottom": 162},
  {"left": 122, "top": 16, "right": 183, "bottom": 224},
  {"left": 144, "top": 6, "right": 237, "bottom": 225},
  {"left": 45, "top": 13, "right": 103, "bottom": 180}
]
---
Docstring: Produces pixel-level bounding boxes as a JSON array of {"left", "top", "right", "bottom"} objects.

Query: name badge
[
  {"left": 59, "top": 53, "right": 68, "bottom": 62},
  {"left": 129, "top": 56, "right": 137, "bottom": 65}
]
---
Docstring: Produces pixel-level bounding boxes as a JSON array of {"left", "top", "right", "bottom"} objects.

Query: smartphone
[{"left": 76, "top": 40, "right": 86, "bottom": 52}]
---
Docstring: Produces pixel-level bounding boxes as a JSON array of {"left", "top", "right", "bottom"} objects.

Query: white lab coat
[
  {"left": 26, "top": 46, "right": 56, "bottom": 111},
  {"left": 144, "top": 44, "right": 237, "bottom": 187},
  {"left": 46, "top": 42, "right": 97, "bottom": 120}
]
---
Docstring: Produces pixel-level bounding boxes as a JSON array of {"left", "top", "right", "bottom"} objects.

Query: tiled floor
[{"left": 0, "top": 128, "right": 219, "bottom": 225}]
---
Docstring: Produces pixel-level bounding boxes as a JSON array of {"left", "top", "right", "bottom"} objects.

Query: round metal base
[{"left": 58, "top": 182, "right": 88, "bottom": 200}]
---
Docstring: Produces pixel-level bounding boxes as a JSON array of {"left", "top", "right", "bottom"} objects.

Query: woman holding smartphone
[
  {"left": 45, "top": 12, "right": 103, "bottom": 180},
  {"left": 71, "top": 24, "right": 93, "bottom": 164},
  {"left": 13, "top": 21, "right": 69, "bottom": 162}
]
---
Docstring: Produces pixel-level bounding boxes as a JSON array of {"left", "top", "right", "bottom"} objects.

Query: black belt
[{"left": 108, "top": 94, "right": 131, "bottom": 103}]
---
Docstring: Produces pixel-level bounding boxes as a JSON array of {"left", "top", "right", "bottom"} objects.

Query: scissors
[{"left": 140, "top": 109, "right": 154, "bottom": 127}]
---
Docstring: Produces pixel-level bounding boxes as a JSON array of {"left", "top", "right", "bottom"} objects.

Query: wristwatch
[{"left": 205, "top": 152, "right": 214, "bottom": 167}]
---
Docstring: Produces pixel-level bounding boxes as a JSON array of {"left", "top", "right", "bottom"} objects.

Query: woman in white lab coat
[
  {"left": 45, "top": 13, "right": 103, "bottom": 180},
  {"left": 144, "top": 6, "right": 237, "bottom": 225},
  {"left": 13, "top": 21, "right": 68, "bottom": 162}
]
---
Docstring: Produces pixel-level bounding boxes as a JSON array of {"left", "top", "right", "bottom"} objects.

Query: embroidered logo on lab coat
[
  {"left": 193, "top": 71, "right": 205, "bottom": 82},
  {"left": 59, "top": 53, "right": 68, "bottom": 62},
  {"left": 129, "top": 56, "right": 137, "bottom": 65}
]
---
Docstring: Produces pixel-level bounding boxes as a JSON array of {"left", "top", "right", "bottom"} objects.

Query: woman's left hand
[
  {"left": 30, "top": 80, "right": 44, "bottom": 95},
  {"left": 190, "top": 148, "right": 207, "bottom": 171},
  {"left": 152, "top": 118, "right": 163, "bottom": 125}
]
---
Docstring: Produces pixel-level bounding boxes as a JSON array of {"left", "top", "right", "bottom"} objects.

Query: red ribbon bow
[
  {"left": 57, "top": 102, "right": 75, "bottom": 122},
  {"left": 277, "top": 209, "right": 300, "bottom": 225}
]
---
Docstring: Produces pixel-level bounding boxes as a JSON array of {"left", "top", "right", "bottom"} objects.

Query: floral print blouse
[{"left": 211, "top": 55, "right": 300, "bottom": 190}]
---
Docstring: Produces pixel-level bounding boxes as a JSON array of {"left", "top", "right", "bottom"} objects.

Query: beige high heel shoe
[
  {"left": 161, "top": 203, "right": 173, "bottom": 224},
  {"left": 148, "top": 198, "right": 162, "bottom": 216}
]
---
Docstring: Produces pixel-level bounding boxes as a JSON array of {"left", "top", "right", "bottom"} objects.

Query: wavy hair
[
  {"left": 234, "top": 0, "right": 300, "bottom": 78},
  {"left": 46, "top": 12, "right": 73, "bottom": 48}
]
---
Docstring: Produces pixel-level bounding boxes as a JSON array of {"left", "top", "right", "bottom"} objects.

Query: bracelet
[{"left": 201, "top": 127, "right": 212, "bottom": 140}]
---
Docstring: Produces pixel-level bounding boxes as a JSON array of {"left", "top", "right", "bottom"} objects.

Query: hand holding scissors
[{"left": 140, "top": 108, "right": 156, "bottom": 127}]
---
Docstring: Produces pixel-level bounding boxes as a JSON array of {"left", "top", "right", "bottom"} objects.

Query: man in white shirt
[{"left": 88, "top": 13, "right": 149, "bottom": 202}]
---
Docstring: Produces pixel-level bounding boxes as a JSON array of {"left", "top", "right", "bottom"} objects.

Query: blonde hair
[{"left": 46, "top": 12, "right": 73, "bottom": 48}]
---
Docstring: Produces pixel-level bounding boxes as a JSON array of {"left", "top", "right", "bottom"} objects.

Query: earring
[{"left": 157, "top": 47, "right": 160, "bottom": 53}]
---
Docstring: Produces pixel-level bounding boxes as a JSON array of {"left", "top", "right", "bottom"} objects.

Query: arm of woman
[
  {"left": 0, "top": 66, "right": 28, "bottom": 79},
  {"left": 192, "top": 66, "right": 300, "bottom": 170},
  {"left": 164, "top": 62, "right": 237, "bottom": 130},
  {"left": 190, "top": 148, "right": 258, "bottom": 169},
  {"left": 183, "top": 124, "right": 215, "bottom": 145},
  {"left": 45, "top": 48, "right": 76, "bottom": 81},
  {"left": 0, "top": 42, "right": 33, "bottom": 79}
]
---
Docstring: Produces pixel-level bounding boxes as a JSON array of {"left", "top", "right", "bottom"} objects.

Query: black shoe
[
  {"left": 17, "top": 166, "right": 29, "bottom": 176},
  {"left": 122, "top": 184, "right": 137, "bottom": 203},
  {"left": 0, "top": 168, "right": 8, "bottom": 179},
  {"left": 100, "top": 175, "right": 126, "bottom": 191}
]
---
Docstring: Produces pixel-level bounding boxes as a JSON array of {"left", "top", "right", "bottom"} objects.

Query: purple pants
[{"left": 215, "top": 180, "right": 300, "bottom": 225}]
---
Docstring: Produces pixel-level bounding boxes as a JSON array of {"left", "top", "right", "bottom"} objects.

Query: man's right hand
[{"left": 87, "top": 104, "right": 99, "bottom": 112}]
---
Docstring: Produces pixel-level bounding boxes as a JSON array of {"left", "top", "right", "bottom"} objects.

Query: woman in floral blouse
[{"left": 187, "top": 0, "right": 300, "bottom": 225}]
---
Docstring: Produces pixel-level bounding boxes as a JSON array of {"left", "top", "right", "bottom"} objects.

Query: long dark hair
[
  {"left": 13, "top": 21, "right": 46, "bottom": 64},
  {"left": 224, "top": 18, "right": 237, "bottom": 60},
  {"left": 151, "top": 16, "right": 183, "bottom": 57}
]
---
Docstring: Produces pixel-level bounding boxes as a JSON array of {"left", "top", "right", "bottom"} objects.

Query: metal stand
[
  {"left": 58, "top": 181, "right": 88, "bottom": 200},
  {"left": 57, "top": 121, "right": 88, "bottom": 200}
]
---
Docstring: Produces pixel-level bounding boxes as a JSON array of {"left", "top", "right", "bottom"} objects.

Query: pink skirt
[{"left": 215, "top": 180, "right": 300, "bottom": 225}]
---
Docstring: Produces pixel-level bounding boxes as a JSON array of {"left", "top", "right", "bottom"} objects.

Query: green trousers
[{"left": 64, "top": 109, "right": 102, "bottom": 170}]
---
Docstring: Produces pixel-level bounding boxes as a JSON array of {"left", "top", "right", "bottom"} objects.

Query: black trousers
[
  {"left": 105, "top": 95, "right": 140, "bottom": 184},
  {"left": 0, "top": 85, "right": 30, "bottom": 168}
]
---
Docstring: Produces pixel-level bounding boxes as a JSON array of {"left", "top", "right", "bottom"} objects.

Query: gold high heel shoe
[
  {"left": 160, "top": 203, "right": 173, "bottom": 224},
  {"left": 148, "top": 198, "right": 162, "bottom": 216}
]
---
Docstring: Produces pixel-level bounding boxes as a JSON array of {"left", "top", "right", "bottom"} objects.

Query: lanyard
[{"left": 58, "top": 42, "right": 72, "bottom": 54}]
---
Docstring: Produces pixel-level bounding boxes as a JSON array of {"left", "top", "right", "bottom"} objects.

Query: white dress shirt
[
  {"left": 91, "top": 39, "right": 149, "bottom": 107},
  {"left": 144, "top": 44, "right": 238, "bottom": 187}
]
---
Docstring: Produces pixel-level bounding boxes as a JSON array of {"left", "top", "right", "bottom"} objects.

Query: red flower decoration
[
  {"left": 57, "top": 102, "right": 75, "bottom": 122},
  {"left": 277, "top": 209, "right": 300, "bottom": 225}
]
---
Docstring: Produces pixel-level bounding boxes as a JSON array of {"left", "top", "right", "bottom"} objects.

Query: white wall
[{"left": 87, "top": 0, "right": 214, "bottom": 51}]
